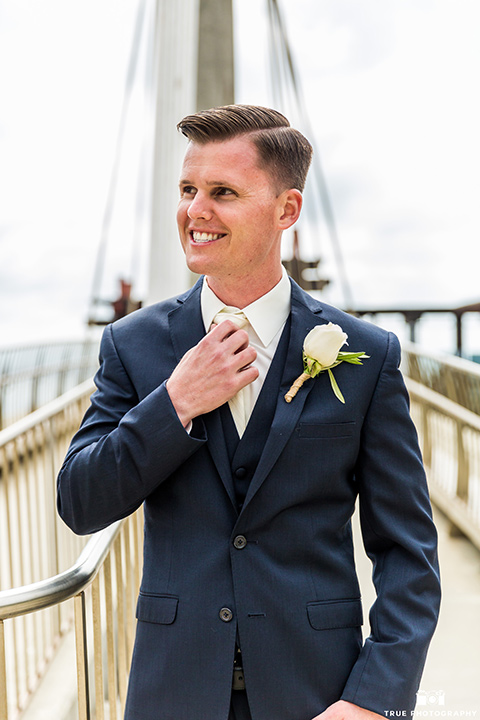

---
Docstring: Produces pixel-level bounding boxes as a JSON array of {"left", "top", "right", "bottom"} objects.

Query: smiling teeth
[{"left": 192, "top": 232, "right": 222, "bottom": 243}]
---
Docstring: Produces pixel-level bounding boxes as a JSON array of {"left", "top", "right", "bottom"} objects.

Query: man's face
[{"left": 176, "top": 136, "right": 285, "bottom": 290}]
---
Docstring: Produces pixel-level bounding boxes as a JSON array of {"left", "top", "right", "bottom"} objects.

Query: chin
[
  {"left": 185, "top": 257, "right": 209, "bottom": 276},
  {"left": 185, "top": 250, "right": 219, "bottom": 274}
]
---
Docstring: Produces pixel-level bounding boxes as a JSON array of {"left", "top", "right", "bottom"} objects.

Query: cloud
[{"left": 1, "top": 0, "right": 479, "bottom": 353}]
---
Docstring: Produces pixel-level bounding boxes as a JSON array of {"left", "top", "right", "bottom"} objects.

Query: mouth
[{"left": 190, "top": 231, "right": 226, "bottom": 244}]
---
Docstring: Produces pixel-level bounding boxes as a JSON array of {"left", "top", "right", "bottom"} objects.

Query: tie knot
[{"left": 212, "top": 308, "right": 248, "bottom": 330}]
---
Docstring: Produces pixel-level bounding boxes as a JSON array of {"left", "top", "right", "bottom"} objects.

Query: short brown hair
[{"left": 177, "top": 104, "right": 313, "bottom": 193}]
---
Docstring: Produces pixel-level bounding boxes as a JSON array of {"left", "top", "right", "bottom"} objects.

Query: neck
[{"left": 205, "top": 267, "right": 283, "bottom": 308}]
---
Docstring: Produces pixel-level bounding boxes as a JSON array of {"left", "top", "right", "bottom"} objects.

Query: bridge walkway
[{"left": 355, "top": 506, "right": 480, "bottom": 714}]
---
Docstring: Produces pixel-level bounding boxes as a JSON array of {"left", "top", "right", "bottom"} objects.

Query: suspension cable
[
  {"left": 266, "top": 0, "right": 355, "bottom": 311},
  {"left": 88, "top": 0, "right": 148, "bottom": 323}
]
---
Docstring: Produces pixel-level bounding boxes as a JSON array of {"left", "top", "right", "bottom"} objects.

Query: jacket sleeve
[
  {"left": 57, "top": 323, "right": 207, "bottom": 535},
  {"left": 341, "top": 332, "right": 441, "bottom": 714}
]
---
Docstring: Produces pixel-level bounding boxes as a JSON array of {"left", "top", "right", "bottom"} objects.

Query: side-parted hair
[{"left": 177, "top": 104, "right": 313, "bottom": 193}]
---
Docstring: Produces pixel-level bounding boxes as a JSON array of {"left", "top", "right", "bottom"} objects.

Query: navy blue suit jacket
[{"left": 57, "top": 279, "right": 440, "bottom": 720}]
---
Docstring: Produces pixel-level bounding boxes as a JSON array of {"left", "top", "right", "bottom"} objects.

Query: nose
[{"left": 187, "top": 191, "right": 213, "bottom": 221}]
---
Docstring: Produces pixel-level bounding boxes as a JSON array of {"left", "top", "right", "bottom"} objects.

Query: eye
[
  {"left": 214, "top": 186, "right": 236, "bottom": 197},
  {"left": 180, "top": 185, "right": 197, "bottom": 197}
]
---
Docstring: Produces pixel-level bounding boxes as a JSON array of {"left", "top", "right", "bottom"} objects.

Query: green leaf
[
  {"left": 328, "top": 368, "right": 345, "bottom": 403},
  {"left": 337, "top": 351, "right": 368, "bottom": 362}
]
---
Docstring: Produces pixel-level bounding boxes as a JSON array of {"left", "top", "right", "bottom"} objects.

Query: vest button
[
  {"left": 233, "top": 535, "right": 247, "bottom": 550},
  {"left": 219, "top": 607, "right": 234, "bottom": 622},
  {"left": 235, "top": 467, "right": 247, "bottom": 478}
]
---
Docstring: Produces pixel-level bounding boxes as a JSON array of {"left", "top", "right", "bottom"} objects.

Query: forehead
[{"left": 180, "top": 136, "right": 270, "bottom": 186}]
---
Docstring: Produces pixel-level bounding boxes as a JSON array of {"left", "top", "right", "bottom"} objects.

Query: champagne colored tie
[{"left": 212, "top": 308, "right": 250, "bottom": 437}]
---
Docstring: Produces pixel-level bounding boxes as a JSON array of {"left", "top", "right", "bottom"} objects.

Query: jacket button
[
  {"left": 233, "top": 535, "right": 247, "bottom": 549},
  {"left": 219, "top": 607, "right": 234, "bottom": 622},
  {"left": 235, "top": 467, "right": 247, "bottom": 478}
]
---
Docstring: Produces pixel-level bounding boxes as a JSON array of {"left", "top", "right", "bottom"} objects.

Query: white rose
[{"left": 303, "top": 323, "right": 348, "bottom": 367}]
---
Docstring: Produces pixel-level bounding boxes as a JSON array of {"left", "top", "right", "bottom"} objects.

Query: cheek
[
  {"left": 176, "top": 204, "right": 188, "bottom": 239},
  {"left": 253, "top": 205, "right": 278, "bottom": 233},
  {"left": 243, "top": 209, "right": 277, "bottom": 252},
  {"left": 176, "top": 199, "right": 189, "bottom": 223}
]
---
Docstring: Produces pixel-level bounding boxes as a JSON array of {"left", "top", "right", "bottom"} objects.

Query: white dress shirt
[{"left": 201, "top": 267, "right": 291, "bottom": 429}]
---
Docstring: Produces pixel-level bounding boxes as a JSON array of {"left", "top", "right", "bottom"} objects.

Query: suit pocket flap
[
  {"left": 297, "top": 422, "right": 355, "bottom": 439},
  {"left": 136, "top": 593, "right": 179, "bottom": 625},
  {"left": 307, "top": 598, "right": 363, "bottom": 630}
]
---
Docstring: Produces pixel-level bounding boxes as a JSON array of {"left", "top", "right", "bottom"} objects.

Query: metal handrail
[
  {"left": 406, "top": 378, "right": 480, "bottom": 433},
  {"left": 0, "top": 374, "right": 143, "bottom": 719},
  {"left": 0, "top": 380, "right": 96, "bottom": 719},
  {"left": 0, "top": 379, "right": 95, "bottom": 447},
  {"left": 1, "top": 509, "right": 143, "bottom": 720},
  {"left": 401, "top": 340, "right": 480, "bottom": 414},
  {"left": 0, "top": 339, "right": 100, "bottom": 429},
  {"left": 403, "top": 346, "right": 480, "bottom": 551},
  {"left": 0, "top": 522, "right": 120, "bottom": 621},
  {"left": 0, "top": 378, "right": 95, "bottom": 446}
]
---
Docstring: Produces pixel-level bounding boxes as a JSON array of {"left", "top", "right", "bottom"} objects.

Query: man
[{"left": 57, "top": 105, "right": 440, "bottom": 720}]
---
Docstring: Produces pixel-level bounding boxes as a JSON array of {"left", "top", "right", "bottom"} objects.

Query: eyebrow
[{"left": 179, "top": 179, "right": 236, "bottom": 187}]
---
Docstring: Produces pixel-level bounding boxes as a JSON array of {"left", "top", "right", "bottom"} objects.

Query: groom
[{"left": 57, "top": 105, "right": 440, "bottom": 720}]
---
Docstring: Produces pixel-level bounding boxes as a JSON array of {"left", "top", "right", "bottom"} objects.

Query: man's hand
[
  {"left": 312, "top": 700, "right": 385, "bottom": 720},
  {"left": 166, "top": 320, "right": 258, "bottom": 427}
]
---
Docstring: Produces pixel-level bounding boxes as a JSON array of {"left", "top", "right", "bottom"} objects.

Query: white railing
[
  {"left": 0, "top": 380, "right": 144, "bottom": 719},
  {"left": 0, "top": 339, "right": 100, "bottom": 430},
  {"left": 0, "top": 382, "right": 93, "bottom": 718},
  {"left": 402, "top": 343, "right": 480, "bottom": 549},
  {"left": 0, "top": 512, "right": 143, "bottom": 720},
  {"left": 401, "top": 341, "right": 480, "bottom": 414}
]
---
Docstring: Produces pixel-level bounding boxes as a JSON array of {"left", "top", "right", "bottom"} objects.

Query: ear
[{"left": 277, "top": 189, "right": 303, "bottom": 230}]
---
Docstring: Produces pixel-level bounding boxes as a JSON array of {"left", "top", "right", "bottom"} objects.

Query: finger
[
  {"left": 236, "top": 364, "right": 259, "bottom": 391},
  {"left": 224, "top": 364, "right": 258, "bottom": 398},
  {"left": 209, "top": 318, "right": 239, "bottom": 339},
  {"left": 231, "top": 345, "right": 257, "bottom": 373},
  {"left": 225, "top": 328, "right": 251, "bottom": 354},
  {"left": 208, "top": 325, "right": 252, "bottom": 359},
  {"left": 210, "top": 319, "right": 250, "bottom": 347}
]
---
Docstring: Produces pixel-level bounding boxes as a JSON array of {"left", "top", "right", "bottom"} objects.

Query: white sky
[{"left": 1, "top": 0, "right": 479, "bottom": 353}]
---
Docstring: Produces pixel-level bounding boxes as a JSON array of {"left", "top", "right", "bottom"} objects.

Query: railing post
[
  {"left": 74, "top": 592, "right": 91, "bottom": 720},
  {"left": 104, "top": 554, "right": 118, "bottom": 720},
  {"left": 31, "top": 346, "right": 45, "bottom": 415},
  {"left": 421, "top": 404, "right": 432, "bottom": 469},
  {"left": 445, "top": 422, "right": 470, "bottom": 538},
  {"left": 456, "top": 422, "right": 469, "bottom": 501},
  {"left": 0, "top": 351, "right": 7, "bottom": 431},
  {"left": 92, "top": 575, "right": 105, "bottom": 720},
  {"left": 0, "top": 619, "right": 8, "bottom": 720},
  {"left": 115, "top": 534, "right": 128, "bottom": 708}
]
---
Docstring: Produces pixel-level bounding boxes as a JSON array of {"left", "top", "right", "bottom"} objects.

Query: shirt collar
[{"left": 200, "top": 266, "right": 291, "bottom": 347}]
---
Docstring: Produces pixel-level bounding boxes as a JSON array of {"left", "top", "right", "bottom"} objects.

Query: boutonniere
[{"left": 285, "top": 322, "right": 369, "bottom": 404}]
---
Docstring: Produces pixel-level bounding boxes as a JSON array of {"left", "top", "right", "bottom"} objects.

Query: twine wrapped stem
[{"left": 284, "top": 372, "right": 311, "bottom": 403}]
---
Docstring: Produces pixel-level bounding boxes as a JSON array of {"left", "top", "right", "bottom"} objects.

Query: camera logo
[{"left": 417, "top": 691, "right": 446, "bottom": 706}]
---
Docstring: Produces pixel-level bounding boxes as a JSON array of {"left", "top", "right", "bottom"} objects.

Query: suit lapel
[
  {"left": 168, "top": 278, "right": 205, "bottom": 360},
  {"left": 168, "top": 279, "right": 236, "bottom": 508},
  {"left": 242, "top": 281, "right": 327, "bottom": 510}
]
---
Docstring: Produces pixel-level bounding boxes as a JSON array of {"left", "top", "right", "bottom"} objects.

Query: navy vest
[{"left": 220, "top": 317, "right": 291, "bottom": 511}]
